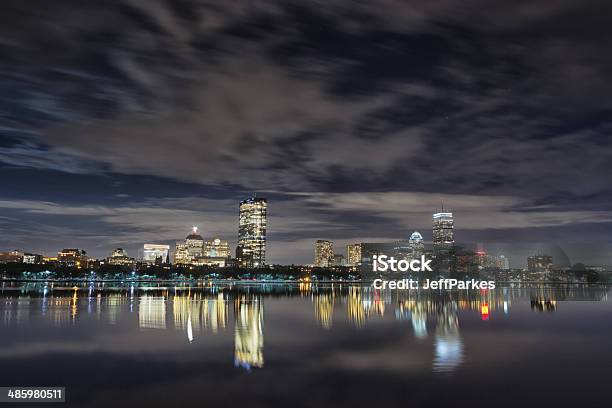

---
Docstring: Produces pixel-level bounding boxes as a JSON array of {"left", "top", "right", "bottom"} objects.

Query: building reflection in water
[
  {"left": 139, "top": 295, "right": 167, "bottom": 329},
  {"left": 234, "top": 295, "right": 264, "bottom": 370},
  {"left": 530, "top": 298, "right": 557, "bottom": 312},
  {"left": 347, "top": 287, "right": 366, "bottom": 327},
  {"left": 0, "top": 282, "right": 609, "bottom": 374},
  {"left": 106, "top": 293, "right": 127, "bottom": 325},
  {"left": 314, "top": 293, "right": 334, "bottom": 329},
  {"left": 433, "top": 302, "right": 463, "bottom": 372},
  {"left": 172, "top": 291, "right": 228, "bottom": 340}
]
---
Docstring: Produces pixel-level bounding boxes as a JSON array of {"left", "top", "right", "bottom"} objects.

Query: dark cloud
[{"left": 1, "top": 0, "right": 612, "bottom": 264}]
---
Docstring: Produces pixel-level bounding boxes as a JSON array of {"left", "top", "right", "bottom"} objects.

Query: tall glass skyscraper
[
  {"left": 432, "top": 211, "right": 454, "bottom": 257},
  {"left": 238, "top": 196, "right": 267, "bottom": 268}
]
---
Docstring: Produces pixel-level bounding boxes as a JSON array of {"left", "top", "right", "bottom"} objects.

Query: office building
[
  {"left": 174, "top": 227, "right": 205, "bottom": 265},
  {"left": 409, "top": 231, "right": 425, "bottom": 258},
  {"left": 497, "top": 255, "right": 510, "bottom": 270},
  {"left": 433, "top": 209, "right": 454, "bottom": 257},
  {"left": 107, "top": 248, "right": 135, "bottom": 267},
  {"left": 332, "top": 254, "right": 345, "bottom": 266},
  {"left": 22, "top": 253, "right": 43, "bottom": 264},
  {"left": 142, "top": 244, "right": 170, "bottom": 265},
  {"left": 58, "top": 248, "right": 88, "bottom": 267},
  {"left": 314, "top": 240, "right": 334, "bottom": 267},
  {"left": 204, "top": 238, "right": 230, "bottom": 258},
  {"left": 394, "top": 239, "right": 412, "bottom": 260},
  {"left": 238, "top": 196, "right": 267, "bottom": 268},
  {"left": 0, "top": 250, "right": 24, "bottom": 263},
  {"left": 347, "top": 243, "right": 362, "bottom": 267},
  {"left": 528, "top": 255, "right": 553, "bottom": 273}
]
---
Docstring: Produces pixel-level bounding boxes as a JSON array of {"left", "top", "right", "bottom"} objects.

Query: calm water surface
[{"left": 0, "top": 282, "right": 610, "bottom": 407}]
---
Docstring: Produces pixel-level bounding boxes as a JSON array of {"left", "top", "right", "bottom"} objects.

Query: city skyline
[
  {"left": 2, "top": 1, "right": 612, "bottom": 266},
  {"left": 0, "top": 201, "right": 607, "bottom": 269}
]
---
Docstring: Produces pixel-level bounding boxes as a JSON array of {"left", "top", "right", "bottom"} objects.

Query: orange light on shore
[{"left": 481, "top": 303, "right": 489, "bottom": 320}]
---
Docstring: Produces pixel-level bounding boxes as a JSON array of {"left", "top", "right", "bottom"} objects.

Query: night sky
[{"left": 1, "top": 1, "right": 612, "bottom": 266}]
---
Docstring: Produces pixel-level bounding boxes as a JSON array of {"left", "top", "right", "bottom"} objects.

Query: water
[{"left": 0, "top": 282, "right": 610, "bottom": 407}]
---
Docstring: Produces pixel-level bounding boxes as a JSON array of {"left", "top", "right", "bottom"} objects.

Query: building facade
[
  {"left": 238, "top": 196, "right": 267, "bottom": 268},
  {"left": 346, "top": 243, "right": 362, "bottom": 267},
  {"left": 0, "top": 250, "right": 24, "bottom": 263},
  {"left": 528, "top": 255, "right": 553, "bottom": 273},
  {"left": 409, "top": 231, "right": 425, "bottom": 258},
  {"left": 142, "top": 244, "right": 170, "bottom": 265},
  {"left": 107, "top": 248, "right": 135, "bottom": 267},
  {"left": 174, "top": 227, "right": 205, "bottom": 265},
  {"left": 432, "top": 211, "right": 454, "bottom": 257},
  {"left": 57, "top": 248, "right": 88, "bottom": 267},
  {"left": 204, "top": 238, "right": 230, "bottom": 258},
  {"left": 314, "top": 240, "right": 334, "bottom": 267}
]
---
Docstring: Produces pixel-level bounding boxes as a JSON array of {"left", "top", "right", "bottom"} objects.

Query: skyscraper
[
  {"left": 346, "top": 243, "right": 362, "bottom": 267},
  {"left": 409, "top": 231, "right": 425, "bottom": 258},
  {"left": 142, "top": 244, "right": 170, "bottom": 265},
  {"left": 238, "top": 196, "right": 267, "bottom": 268},
  {"left": 174, "top": 227, "right": 205, "bottom": 265},
  {"left": 432, "top": 209, "right": 454, "bottom": 257},
  {"left": 314, "top": 240, "right": 334, "bottom": 267}
]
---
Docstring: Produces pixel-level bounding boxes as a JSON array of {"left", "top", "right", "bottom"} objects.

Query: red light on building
[{"left": 481, "top": 303, "right": 489, "bottom": 321}]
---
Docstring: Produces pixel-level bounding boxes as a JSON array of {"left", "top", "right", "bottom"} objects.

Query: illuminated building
[
  {"left": 497, "top": 255, "right": 510, "bottom": 270},
  {"left": 173, "top": 241, "right": 189, "bottom": 265},
  {"left": 57, "top": 248, "right": 88, "bottom": 267},
  {"left": 0, "top": 250, "right": 24, "bottom": 263},
  {"left": 474, "top": 244, "right": 495, "bottom": 269},
  {"left": 191, "top": 237, "right": 231, "bottom": 267},
  {"left": 192, "top": 256, "right": 227, "bottom": 267},
  {"left": 185, "top": 227, "right": 205, "bottom": 259},
  {"left": 204, "top": 238, "right": 230, "bottom": 258},
  {"left": 22, "top": 253, "right": 43, "bottom": 264},
  {"left": 528, "top": 254, "right": 553, "bottom": 273},
  {"left": 409, "top": 231, "right": 425, "bottom": 258},
  {"left": 142, "top": 244, "right": 170, "bottom": 265},
  {"left": 346, "top": 243, "right": 362, "bottom": 266},
  {"left": 107, "top": 248, "right": 135, "bottom": 267},
  {"left": 238, "top": 196, "right": 267, "bottom": 268},
  {"left": 432, "top": 209, "right": 454, "bottom": 257},
  {"left": 234, "top": 296, "right": 264, "bottom": 369},
  {"left": 394, "top": 239, "right": 411, "bottom": 260},
  {"left": 314, "top": 240, "right": 334, "bottom": 267},
  {"left": 174, "top": 227, "right": 205, "bottom": 265}
]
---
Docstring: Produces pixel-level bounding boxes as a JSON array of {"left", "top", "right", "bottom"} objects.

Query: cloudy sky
[{"left": 1, "top": 0, "right": 612, "bottom": 265}]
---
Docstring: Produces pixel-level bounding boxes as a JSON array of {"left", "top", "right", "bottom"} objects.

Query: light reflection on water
[{"left": 0, "top": 282, "right": 609, "bottom": 407}]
